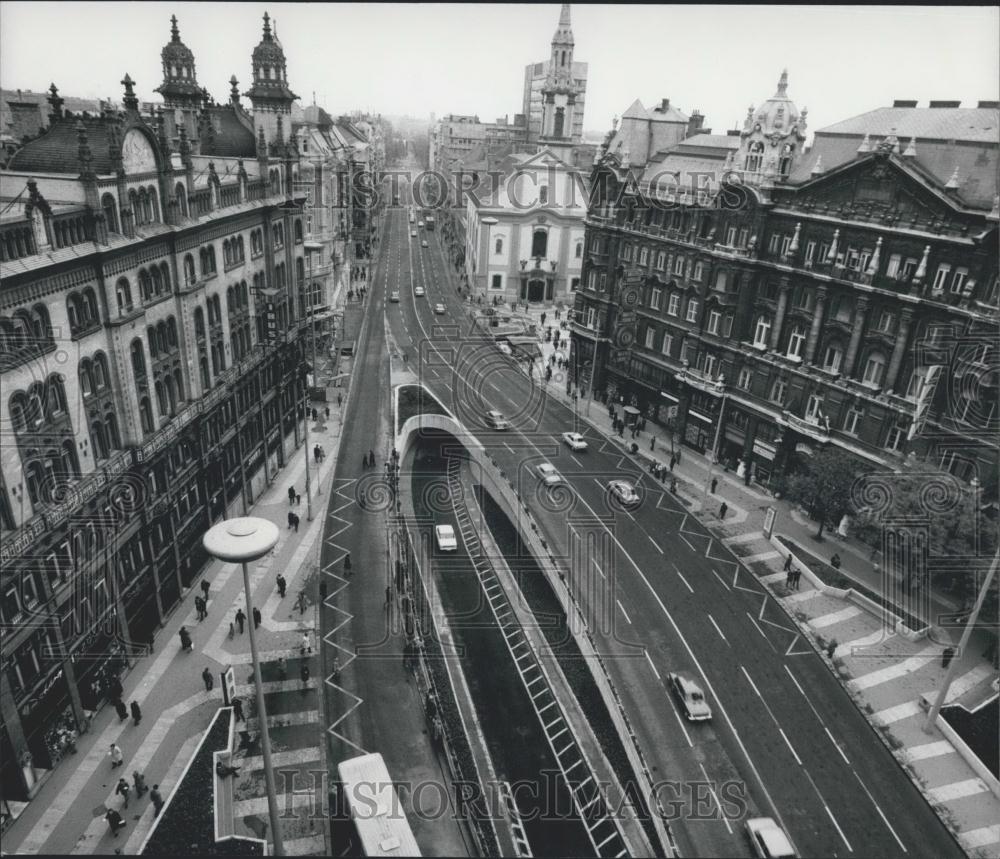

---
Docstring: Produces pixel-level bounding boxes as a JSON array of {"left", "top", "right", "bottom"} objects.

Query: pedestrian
[
  {"left": 314, "top": 445, "right": 320, "bottom": 463},
  {"left": 233, "top": 697, "right": 245, "bottom": 722},
  {"left": 130, "top": 700, "right": 141, "bottom": 726},
  {"left": 252, "top": 606, "right": 261, "bottom": 630},
  {"left": 195, "top": 595, "right": 206, "bottom": 621},
  {"left": 669, "top": 455, "right": 676, "bottom": 472},
  {"left": 278, "top": 655, "right": 287, "bottom": 681},
  {"left": 319, "top": 445, "right": 325, "bottom": 462},
  {"left": 784, "top": 553, "right": 793, "bottom": 573},
  {"left": 385, "top": 584, "right": 392, "bottom": 607},
  {"left": 710, "top": 477, "right": 718, "bottom": 494},
  {"left": 116, "top": 777, "right": 131, "bottom": 808},
  {"left": 288, "top": 486, "right": 296, "bottom": 506},
  {"left": 292, "top": 513, "right": 299, "bottom": 533},
  {"left": 295, "top": 493, "right": 301, "bottom": 506},
  {"left": 288, "top": 511, "right": 295, "bottom": 530},
  {"left": 202, "top": 666, "right": 214, "bottom": 691},
  {"left": 670, "top": 477, "right": 678, "bottom": 494},
  {"left": 650, "top": 436, "right": 656, "bottom": 452},
  {"left": 830, "top": 553, "right": 842, "bottom": 569},
  {"left": 276, "top": 574, "right": 287, "bottom": 598},
  {"left": 296, "top": 590, "right": 307, "bottom": 615},
  {"left": 114, "top": 698, "right": 128, "bottom": 721},
  {"left": 109, "top": 676, "right": 124, "bottom": 703},
  {"left": 344, "top": 552, "right": 352, "bottom": 576},
  {"left": 105, "top": 808, "right": 126, "bottom": 836},
  {"left": 541, "top": 312, "right": 546, "bottom": 326},
  {"left": 235, "top": 608, "right": 246, "bottom": 634},
  {"left": 133, "top": 770, "right": 147, "bottom": 797},
  {"left": 332, "top": 656, "right": 342, "bottom": 683},
  {"left": 337, "top": 392, "right": 343, "bottom": 407},
  {"left": 793, "top": 569, "right": 802, "bottom": 590},
  {"left": 719, "top": 501, "right": 728, "bottom": 519},
  {"left": 312, "top": 408, "right": 318, "bottom": 422},
  {"left": 150, "top": 785, "right": 164, "bottom": 816},
  {"left": 301, "top": 630, "right": 311, "bottom": 656},
  {"left": 660, "top": 466, "right": 667, "bottom": 483},
  {"left": 201, "top": 579, "right": 210, "bottom": 602},
  {"left": 300, "top": 661, "right": 310, "bottom": 688},
  {"left": 179, "top": 626, "right": 192, "bottom": 651},
  {"left": 325, "top": 406, "right": 331, "bottom": 420}
]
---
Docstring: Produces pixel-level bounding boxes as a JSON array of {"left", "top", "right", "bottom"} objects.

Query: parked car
[
  {"left": 389, "top": 291, "right": 400, "bottom": 302},
  {"left": 485, "top": 410, "right": 510, "bottom": 430},
  {"left": 608, "top": 479, "right": 639, "bottom": 507},
  {"left": 666, "top": 672, "right": 712, "bottom": 721},
  {"left": 435, "top": 524, "right": 458, "bottom": 552},
  {"left": 561, "top": 431, "right": 588, "bottom": 451},
  {"left": 415, "top": 286, "right": 425, "bottom": 297},
  {"left": 745, "top": 818, "right": 796, "bottom": 859},
  {"left": 418, "top": 220, "right": 424, "bottom": 227},
  {"left": 434, "top": 303, "right": 445, "bottom": 314},
  {"left": 536, "top": 462, "right": 563, "bottom": 486}
]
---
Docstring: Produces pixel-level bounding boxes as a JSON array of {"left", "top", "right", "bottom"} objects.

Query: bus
[{"left": 335, "top": 753, "right": 421, "bottom": 857}]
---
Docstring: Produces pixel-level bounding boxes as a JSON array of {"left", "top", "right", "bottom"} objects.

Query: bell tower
[
  {"left": 154, "top": 16, "right": 204, "bottom": 147},
  {"left": 539, "top": 5, "right": 584, "bottom": 149},
  {"left": 244, "top": 12, "right": 298, "bottom": 148}
]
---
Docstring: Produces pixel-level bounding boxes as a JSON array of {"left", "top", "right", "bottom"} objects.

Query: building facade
[
  {"left": 0, "top": 13, "right": 321, "bottom": 805},
  {"left": 572, "top": 74, "right": 999, "bottom": 492}
]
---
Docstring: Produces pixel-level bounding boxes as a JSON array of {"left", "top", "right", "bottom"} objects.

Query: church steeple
[
  {"left": 550, "top": 4, "right": 575, "bottom": 77},
  {"left": 245, "top": 10, "right": 299, "bottom": 147},
  {"left": 539, "top": 4, "right": 584, "bottom": 148}
]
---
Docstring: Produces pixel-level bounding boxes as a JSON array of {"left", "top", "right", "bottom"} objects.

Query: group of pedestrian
[
  {"left": 361, "top": 448, "right": 376, "bottom": 469},
  {"left": 785, "top": 566, "right": 802, "bottom": 590},
  {"left": 287, "top": 485, "right": 302, "bottom": 506},
  {"left": 287, "top": 510, "right": 301, "bottom": 532},
  {"left": 313, "top": 444, "right": 326, "bottom": 463},
  {"left": 106, "top": 747, "right": 164, "bottom": 836}
]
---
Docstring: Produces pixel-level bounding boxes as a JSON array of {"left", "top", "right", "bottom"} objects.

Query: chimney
[
  {"left": 977, "top": 100, "right": 1000, "bottom": 109},
  {"left": 892, "top": 99, "right": 918, "bottom": 108},
  {"left": 686, "top": 110, "right": 705, "bottom": 139},
  {"left": 929, "top": 100, "right": 961, "bottom": 108},
  {"left": 660, "top": 98, "right": 670, "bottom": 112}
]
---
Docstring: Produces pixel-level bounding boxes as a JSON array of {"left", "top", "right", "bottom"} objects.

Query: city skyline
[{"left": 1, "top": 3, "right": 997, "bottom": 140}]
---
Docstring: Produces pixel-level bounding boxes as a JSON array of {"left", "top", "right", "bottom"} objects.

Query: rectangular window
[
  {"left": 491, "top": 274, "right": 502, "bottom": 290},
  {"left": 932, "top": 264, "right": 951, "bottom": 292},
  {"left": 667, "top": 293, "right": 680, "bottom": 316},
  {"left": 686, "top": 299, "right": 699, "bottom": 323},
  {"left": 650, "top": 288, "right": 662, "bottom": 310},
  {"left": 723, "top": 315, "right": 733, "bottom": 338},
  {"left": 656, "top": 251, "right": 666, "bottom": 270},
  {"left": 570, "top": 277, "right": 580, "bottom": 292},
  {"left": 846, "top": 247, "right": 861, "bottom": 270},
  {"left": 587, "top": 270, "right": 597, "bottom": 290},
  {"left": 674, "top": 256, "right": 685, "bottom": 276},
  {"left": 693, "top": 262, "right": 704, "bottom": 281},
  {"left": 738, "top": 367, "right": 753, "bottom": 390},
  {"left": 702, "top": 353, "right": 718, "bottom": 378},
  {"left": 726, "top": 226, "right": 737, "bottom": 246},
  {"left": 781, "top": 236, "right": 792, "bottom": 257},
  {"left": 738, "top": 228, "right": 749, "bottom": 248},
  {"left": 805, "top": 394, "right": 824, "bottom": 421},
  {"left": 859, "top": 250, "right": 872, "bottom": 273},
  {"left": 885, "top": 254, "right": 901, "bottom": 279},
  {"left": 787, "top": 327, "right": 806, "bottom": 359},
  {"left": 876, "top": 311, "right": 895, "bottom": 334},
  {"left": 644, "top": 327, "right": 655, "bottom": 348},
  {"left": 885, "top": 423, "right": 907, "bottom": 452},
  {"left": 818, "top": 243, "right": 830, "bottom": 264},
  {"left": 585, "top": 307, "right": 596, "bottom": 328},
  {"left": 639, "top": 247, "right": 649, "bottom": 266},
  {"left": 770, "top": 378, "right": 787, "bottom": 405},
  {"left": 753, "top": 317, "right": 771, "bottom": 348},
  {"left": 661, "top": 333, "right": 673, "bottom": 356},
  {"left": 901, "top": 258, "right": 918, "bottom": 280},
  {"left": 950, "top": 267, "right": 968, "bottom": 294},
  {"left": 823, "top": 344, "right": 843, "bottom": 373},
  {"left": 768, "top": 234, "right": 781, "bottom": 254},
  {"left": 804, "top": 241, "right": 816, "bottom": 265},
  {"left": 707, "top": 310, "right": 721, "bottom": 335},
  {"left": 598, "top": 272, "right": 607, "bottom": 292}
]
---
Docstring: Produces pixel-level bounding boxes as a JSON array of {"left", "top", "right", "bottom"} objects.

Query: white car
[
  {"left": 389, "top": 291, "right": 400, "bottom": 302},
  {"left": 410, "top": 230, "right": 417, "bottom": 238},
  {"left": 435, "top": 524, "right": 458, "bottom": 552},
  {"left": 434, "top": 303, "right": 445, "bottom": 314},
  {"left": 485, "top": 410, "right": 510, "bottom": 430},
  {"left": 536, "top": 462, "right": 563, "bottom": 486},
  {"left": 561, "top": 432, "right": 588, "bottom": 451},
  {"left": 415, "top": 286, "right": 425, "bottom": 297},
  {"left": 608, "top": 479, "right": 640, "bottom": 507},
  {"left": 745, "top": 818, "right": 796, "bottom": 859},
  {"left": 421, "top": 240, "right": 428, "bottom": 248},
  {"left": 667, "top": 672, "right": 712, "bottom": 721},
  {"left": 418, "top": 220, "right": 424, "bottom": 227}
]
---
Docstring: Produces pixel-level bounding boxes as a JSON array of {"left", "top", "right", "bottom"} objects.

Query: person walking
[
  {"left": 110, "top": 743, "right": 125, "bottom": 770},
  {"left": 295, "top": 492, "right": 301, "bottom": 506},
  {"left": 783, "top": 553, "right": 793, "bottom": 573},
  {"left": 292, "top": 513, "right": 300, "bottom": 533},
  {"left": 130, "top": 700, "right": 142, "bottom": 726},
  {"left": 235, "top": 608, "right": 246, "bottom": 634},
  {"left": 116, "top": 777, "right": 131, "bottom": 808},
  {"left": 195, "top": 595, "right": 206, "bottom": 621},
  {"left": 150, "top": 785, "right": 164, "bottom": 816},
  {"left": 669, "top": 454, "right": 676, "bottom": 472},
  {"left": 133, "top": 770, "right": 148, "bottom": 798},
  {"left": 200, "top": 579, "right": 210, "bottom": 603},
  {"left": 288, "top": 511, "right": 295, "bottom": 530},
  {"left": 300, "top": 661, "right": 310, "bottom": 689},
  {"left": 344, "top": 553, "right": 352, "bottom": 577},
  {"left": 794, "top": 569, "right": 802, "bottom": 590},
  {"left": 233, "top": 697, "right": 245, "bottom": 722},
  {"left": 288, "top": 486, "right": 296, "bottom": 506},
  {"left": 710, "top": 477, "right": 718, "bottom": 494},
  {"left": 313, "top": 445, "right": 320, "bottom": 464},
  {"left": 105, "top": 808, "right": 126, "bottom": 836},
  {"left": 325, "top": 406, "right": 330, "bottom": 420},
  {"left": 337, "top": 392, "right": 343, "bottom": 407},
  {"left": 202, "top": 666, "right": 214, "bottom": 692},
  {"left": 252, "top": 606, "right": 261, "bottom": 630},
  {"left": 650, "top": 436, "right": 656, "bottom": 452},
  {"left": 719, "top": 501, "right": 728, "bottom": 519},
  {"left": 277, "top": 655, "right": 287, "bottom": 681},
  {"left": 301, "top": 630, "right": 311, "bottom": 656},
  {"left": 276, "top": 573, "right": 287, "bottom": 598},
  {"left": 114, "top": 698, "right": 128, "bottom": 722},
  {"left": 179, "top": 626, "right": 192, "bottom": 651}
]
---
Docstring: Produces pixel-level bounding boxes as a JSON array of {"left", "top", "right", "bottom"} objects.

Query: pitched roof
[
  {"left": 6, "top": 114, "right": 117, "bottom": 174},
  {"left": 621, "top": 99, "right": 649, "bottom": 120},
  {"left": 207, "top": 105, "right": 255, "bottom": 158},
  {"left": 819, "top": 106, "right": 998, "bottom": 144},
  {"left": 671, "top": 133, "right": 740, "bottom": 153}
]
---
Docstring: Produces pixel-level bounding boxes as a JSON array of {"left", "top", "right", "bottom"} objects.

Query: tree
[{"left": 785, "top": 448, "right": 858, "bottom": 538}]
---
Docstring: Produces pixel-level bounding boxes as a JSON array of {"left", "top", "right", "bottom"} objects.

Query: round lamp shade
[{"left": 203, "top": 517, "right": 279, "bottom": 563}]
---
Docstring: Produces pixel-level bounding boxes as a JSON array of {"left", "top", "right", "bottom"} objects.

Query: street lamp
[
  {"left": 481, "top": 216, "right": 498, "bottom": 303},
  {"left": 304, "top": 240, "right": 323, "bottom": 518},
  {"left": 202, "top": 517, "right": 283, "bottom": 856}
]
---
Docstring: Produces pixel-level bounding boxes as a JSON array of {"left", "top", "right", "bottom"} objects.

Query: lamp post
[
  {"left": 480, "top": 216, "right": 498, "bottom": 303},
  {"left": 203, "top": 517, "right": 283, "bottom": 855},
  {"left": 305, "top": 240, "right": 324, "bottom": 511}
]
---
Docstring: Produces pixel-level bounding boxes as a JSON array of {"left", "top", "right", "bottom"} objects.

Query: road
[{"left": 377, "top": 177, "right": 965, "bottom": 859}]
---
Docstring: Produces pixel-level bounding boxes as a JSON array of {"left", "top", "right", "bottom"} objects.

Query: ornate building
[
  {"left": 0, "top": 13, "right": 317, "bottom": 805},
  {"left": 571, "top": 74, "right": 999, "bottom": 492}
]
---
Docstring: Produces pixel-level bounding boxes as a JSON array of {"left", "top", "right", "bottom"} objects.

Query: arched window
[
  {"left": 175, "top": 182, "right": 188, "bottom": 217},
  {"left": 9, "top": 392, "right": 28, "bottom": 433},
  {"left": 167, "top": 317, "right": 178, "bottom": 350},
  {"left": 200, "top": 356, "right": 211, "bottom": 389},
  {"left": 531, "top": 229, "right": 548, "bottom": 258},
  {"left": 130, "top": 339, "right": 146, "bottom": 380},
  {"left": 779, "top": 144, "right": 795, "bottom": 176},
  {"left": 79, "top": 360, "right": 94, "bottom": 397},
  {"left": 160, "top": 262, "right": 171, "bottom": 293},
  {"left": 45, "top": 375, "right": 66, "bottom": 419},
  {"left": 93, "top": 353, "right": 109, "bottom": 389},
  {"left": 157, "top": 321, "right": 168, "bottom": 354},
  {"left": 164, "top": 375, "right": 177, "bottom": 415},
  {"left": 184, "top": 254, "right": 196, "bottom": 285},
  {"left": 147, "top": 326, "right": 159, "bottom": 358},
  {"left": 296, "top": 257, "right": 305, "bottom": 285},
  {"left": 91, "top": 420, "right": 108, "bottom": 460},
  {"left": 67, "top": 294, "right": 81, "bottom": 332},
  {"left": 745, "top": 141, "right": 764, "bottom": 174},
  {"left": 84, "top": 288, "right": 99, "bottom": 324},
  {"left": 237, "top": 236, "right": 245, "bottom": 261},
  {"left": 194, "top": 307, "right": 206, "bottom": 341},
  {"left": 208, "top": 246, "right": 216, "bottom": 273},
  {"left": 147, "top": 186, "right": 159, "bottom": 222},
  {"left": 138, "top": 268, "right": 152, "bottom": 302},
  {"left": 155, "top": 380, "right": 167, "bottom": 416},
  {"left": 174, "top": 368, "right": 184, "bottom": 403},
  {"left": 115, "top": 278, "right": 133, "bottom": 315},
  {"left": 495, "top": 237, "right": 503, "bottom": 254},
  {"left": 106, "top": 410, "right": 121, "bottom": 449},
  {"left": 139, "top": 397, "right": 154, "bottom": 434},
  {"left": 575, "top": 240, "right": 583, "bottom": 259},
  {"left": 102, "top": 193, "right": 119, "bottom": 233},
  {"left": 786, "top": 325, "right": 807, "bottom": 359},
  {"left": 61, "top": 439, "right": 80, "bottom": 478},
  {"left": 539, "top": 185, "right": 549, "bottom": 205},
  {"left": 129, "top": 189, "right": 139, "bottom": 222},
  {"left": 223, "top": 239, "right": 231, "bottom": 267}
]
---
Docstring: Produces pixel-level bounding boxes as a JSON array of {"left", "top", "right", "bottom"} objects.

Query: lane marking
[
  {"left": 782, "top": 664, "right": 850, "bottom": 766},
  {"left": 616, "top": 600, "right": 632, "bottom": 624},
  {"left": 668, "top": 697, "right": 694, "bottom": 748},
  {"left": 712, "top": 569, "right": 731, "bottom": 591},
  {"left": 779, "top": 729, "right": 803, "bottom": 766},
  {"left": 674, "top": 567, "right": 694, "bottom": 594},
  {"left": 570, "top": 454, "right": 583, "bottom": 468},
  {"left": 648, "top": 535, "right": 664, "bottom": 553},
  {"left": 707, "top": 614, "right": 729, "bottom": 645},
  {"left": 699, "top": 763, "right": 734, "bottom": 835},
  {"left": 850, "top": 769, "right": 907, "bottom": 851},
  {"left": 643, "top": 649, "right": 661, "bottom": 680}
]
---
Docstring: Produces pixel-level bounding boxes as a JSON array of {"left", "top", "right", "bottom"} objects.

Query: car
[
  {"left": 435, "top": 524, "right": 458, "bottom": 552},
  {"left": 666, "top": 672, "right": 712, "bottom": 721},
  {"left": 485, "top": 410, "right": 510, "bottom": 430},
  {"left": 434, "top": 303, "right": 445, "bottom": 314},
  {"left": 421, "top": 240, "right": 428, "bottom": 248},
  {"left": 414, "top": 286, "right": 425, "bottom": 297},
  {"left": 536, "top": 462, "right": 563, "bottom": 486},
  {"left": 561, "top": 431, "right": 588, "bottom": 451},
  {"left": 418, "top": 220, "right": 424, "bottom": 227},
  {"left": 608, "top": 479, "right": 639, "bottom": 507},
  {"left": 410, "top": 230, "right": 417, "bottom": 237},
  {"left": 389, "top": 291, "right": 400, "bottom": 302},
  {"left": 745, "top": 818, "right": 796, "bottom": 859}
]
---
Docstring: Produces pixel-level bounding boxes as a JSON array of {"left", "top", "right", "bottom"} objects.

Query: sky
[{"left": 2, "top": 3, "right": 998, "bottom": 142}]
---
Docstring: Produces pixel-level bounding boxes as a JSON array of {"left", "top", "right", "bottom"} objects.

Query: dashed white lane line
[
  {"left": 570, "top": 454, "right": 583, "bottom": 467},
  {"left": 648, "top": 535, "right": 663, "bottom": 553},
  {"left": 643, "top": 649, "right": 660, "bottom": 680},
  {"left": 707, "top": 614, "right": 729, "bottom": 645},
  {"left": 673, "top": 564, "right": 694, "bottom": 594},
  {"left": 850, "top": 769, "right": 907, "bottom": 852},
  {"left": 699, "top": 762, "right": 734, "bottom": 835},
  {"left": 616, "top": 600, "right": 632, "bottom": 624}
]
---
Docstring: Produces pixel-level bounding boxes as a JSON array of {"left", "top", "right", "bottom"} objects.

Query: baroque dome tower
[
  {"left": 244, "top": 11, "right": 298, "bottom": 147},
  {"left": 738, "top": 69, "right": 807, "bottom": 186},
  {"left": 154, "top": 16, "right": 205, "bottom": 150}
]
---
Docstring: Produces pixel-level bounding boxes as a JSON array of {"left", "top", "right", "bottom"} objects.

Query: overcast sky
[{"left": 2, "top": 3, "right": 998, "bottom": 141}]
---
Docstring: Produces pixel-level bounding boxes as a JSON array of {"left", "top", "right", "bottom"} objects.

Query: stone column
[
  {"left": 843, "top": 297, "right": 870, "bottom": 379},
  {"left": 769, "top": 279, "right": 791, "bottom": 351},
  {"left": 885, "top": 308, "right": 914, "bottom": 392},
  {"left": 804, "top": 287, "right": 828, "bottom": 364}
]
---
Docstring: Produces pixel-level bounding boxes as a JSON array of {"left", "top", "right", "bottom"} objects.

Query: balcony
[
  {"left": 674, "top": 366, "right": 725, "bottom": 397},
  {"left": 569, "top": 319, "right": 601, "bottom": 340},
  {"left": 780, "top": 411, "right": 831, "bottom": 443}
]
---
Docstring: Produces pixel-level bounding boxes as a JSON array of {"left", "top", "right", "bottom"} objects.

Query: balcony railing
[
  {"left": 674, "top": 366, "right": 725, "bottom": 397},
  {"left": 781, "top": 411, "right": 831, "bottom": 443}
]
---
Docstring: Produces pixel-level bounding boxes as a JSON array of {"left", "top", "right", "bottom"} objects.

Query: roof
[
  {"left": 206, "top": 105, "right": 255, "bottom": 158},
  {"left": 819, "top": 106, "right": 999, "bottom": 144},
  {"left": 621, "top": 99, "right": 649, "bottom": 120},
  {"left": 301, "top": 105, "right": 334, "bottom": 128},
  {"left": 6, "top": 115, "right": 117, "bottom": 174},
  {"left": 676, "top": 133, "right": 740, "bottom": 151}
]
